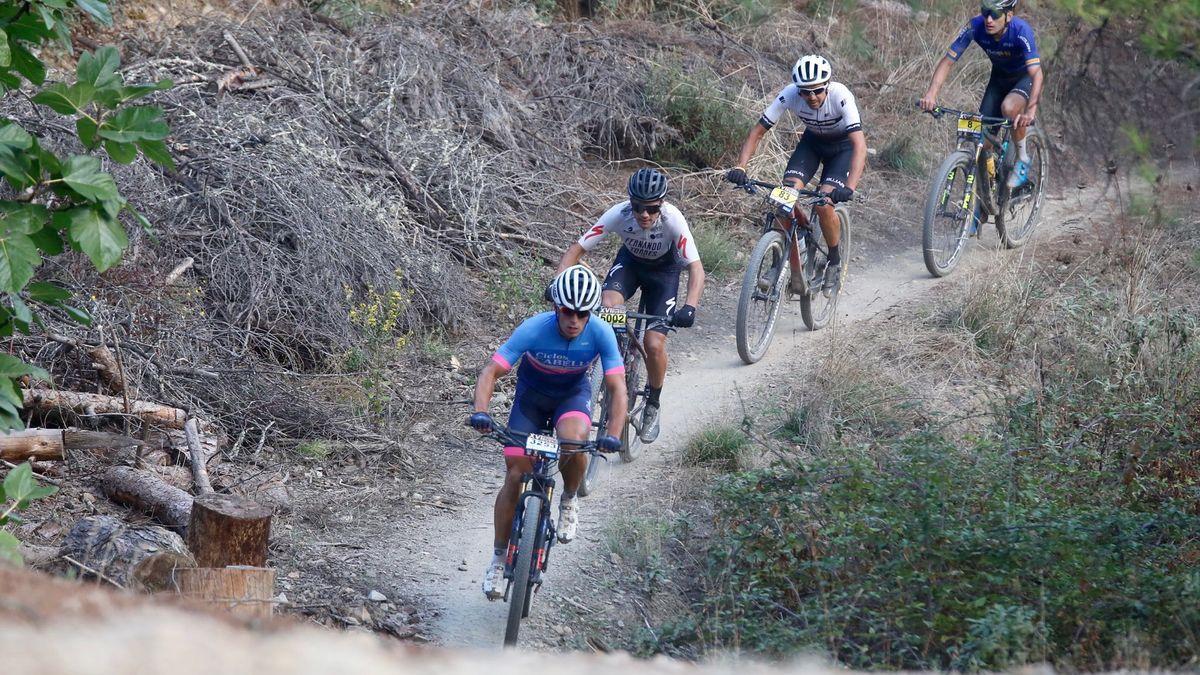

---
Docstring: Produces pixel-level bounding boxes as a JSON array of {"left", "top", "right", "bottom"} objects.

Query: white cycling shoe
[
  {"left": 481, "top": 561, "right": 505, "bottom": 601},
  {"left": 557, "top": 498, "right": 580, "bottom": 543}
]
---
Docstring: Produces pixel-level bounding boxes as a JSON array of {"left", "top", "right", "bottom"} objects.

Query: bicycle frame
[
  {"left": 743, "top": 180, "right": 831, "bottom": 297},
  {"left": 929, "top": 106, "right": 1014, "bottom": 219}
]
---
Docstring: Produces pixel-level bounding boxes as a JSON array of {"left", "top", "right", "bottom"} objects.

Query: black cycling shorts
[
  {"left": 783, "top": 134, "right": 852, "bottom": 188},
  {"left": 980, "top": 69, "right": 1033, "bottom": 121},
  {"left": 602, "top": 247, "right": 681, "bottom": 335}
]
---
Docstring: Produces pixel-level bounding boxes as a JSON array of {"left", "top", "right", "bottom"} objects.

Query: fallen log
[
  {"left": 174, "top": 566, "right": 275, "bottom": 619},
  {"left": 186, "top": 494, "right": 271, "bottom": 568},
  {"left": 101, "top": 466, "right": 193, "bottom": 531},
  {"left": 184, "top": 418, "right": 214, "bottom": 495},
  {"left": 0, "top": 428, "right": 144, "bottom": 462},
  {"left": 59, "top": 515, "right": 195, "bottom": 590},
  {"left": 23, "top": 389, "right": 187, "bottom": 429},
  {"left": 88, "top": 344, "right": 131, "bottom": 397}
]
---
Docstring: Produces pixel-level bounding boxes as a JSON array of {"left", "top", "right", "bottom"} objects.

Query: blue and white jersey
[
  {"left": 947, "top": 16, "right": 1041, "bottom": 76},
  {"left": 492, "top": 312, "right": 624, "bottom": 398}
]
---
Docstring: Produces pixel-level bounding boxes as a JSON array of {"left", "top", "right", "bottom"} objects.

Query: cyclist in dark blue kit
[
  {"left": 467, "top": 265, "right": 626, "bottom": 600},
  {"left": 919, "top": 0, "right": 1043, "bottom": 190}
]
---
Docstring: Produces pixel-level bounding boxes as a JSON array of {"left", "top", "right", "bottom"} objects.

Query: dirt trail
[{"left": 388, "top": 185, "right": 1103, "bottom": 650}]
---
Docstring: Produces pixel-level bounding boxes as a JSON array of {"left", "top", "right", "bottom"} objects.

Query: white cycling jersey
[
  {"left": 578, "top": 201, "right": 701, "bottom": 265},
  {"left": 759, "top": 81, "right": 863, "bottom": 140}
]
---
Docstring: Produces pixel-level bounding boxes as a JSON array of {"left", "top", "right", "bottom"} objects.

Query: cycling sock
[
  {"left": 492, "top": 546, "right": 505, "bottom": 563},
  {"left": 561, "top": 491, "right": 576, "bottom": 502},
  {"left": 1018, "top": 137, "right": 1030, "bottom": 163},
  {"left": 647, "top": 386, "right": 662, "bottom": 407},
  {"left": 828, "top": 244, "right": 841, "bottom": 266}
]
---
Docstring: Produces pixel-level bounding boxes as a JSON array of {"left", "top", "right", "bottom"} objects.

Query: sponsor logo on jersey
[{"left": 583, "top": 224, "right": 605, "bottom": 241}]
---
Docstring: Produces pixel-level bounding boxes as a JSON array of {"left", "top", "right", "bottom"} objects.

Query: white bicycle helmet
[
  {"left": 792, "top": 55, "right": 832, "bottom": 88},
  {"left": 550, "top": 264, "right": 602, "bottom": 313}
]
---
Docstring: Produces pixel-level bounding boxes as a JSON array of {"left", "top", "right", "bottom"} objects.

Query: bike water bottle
[{"left": 985, "top": 154, "right": 997, "bottom": 178}]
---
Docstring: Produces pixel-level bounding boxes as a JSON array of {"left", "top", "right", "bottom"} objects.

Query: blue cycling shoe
[{"left": 1006, "top": 160, "right": 1029, "bottom": 189}]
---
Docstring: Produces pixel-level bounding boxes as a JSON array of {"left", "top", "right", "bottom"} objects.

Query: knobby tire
[
  {"left": 923, "top": 150, "right": 975, "bottom": 277},
  {"left": 736, "top": 229, "right": 790, "bottom": 364},
  {"left": 620, "top": 349, "right": 645, "bottom": 463},
  {"left": 996, "top": 126, "right": 1048, "bottom": 249},
  {"left": 503, "top": 496, "right": 542, "bottom": 647},
  {"left": 800, "top": 206, "right": 851, "bottom": 330}
]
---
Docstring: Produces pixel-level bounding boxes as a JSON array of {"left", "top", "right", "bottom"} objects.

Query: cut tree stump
[
  {"left": 59, "top": 515, "right": 195, "bottom": 590},
  {"left": 174, "top": 566, "right": 275, "bottom": 619},
  {"left": 0, "top": 428, "right": 144, "bottom": 462},
  {"left": 186, "top": 494, "right": 271, "bottom": 568},
  {"left": 101, "top": 466, "right": 193, "bottom": 530}
]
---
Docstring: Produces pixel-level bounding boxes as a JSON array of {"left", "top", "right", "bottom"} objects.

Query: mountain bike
[
  {"left": 919, "top": 104, "right": 1048, "bottom": 277},
  {"left": 482, "top": 427, "right": 604, "bottom": 647},
  {"left": 733, "top": 179, "right": 852, "bottom": 364},
  {"left": 578, "top": 307, "right": 673, "bottom": 496}
]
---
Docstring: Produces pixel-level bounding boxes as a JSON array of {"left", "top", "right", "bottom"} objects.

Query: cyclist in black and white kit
[
  {"left": 725, "top": 54, "right": 867, "bottom": 293},
  {"left": 556, "top": 168, "right": 705, "bottom": 444}
]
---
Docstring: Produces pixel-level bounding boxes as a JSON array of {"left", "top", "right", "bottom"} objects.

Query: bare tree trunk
[
  {"left": 173, "top": 566, "right": 275, "bottom": 618},
  {"left": 59, "top": 515, "right": 195, "bottom": 590},
  {"left": 1, "top": 428, "right": 144, "bottom": 462},
  {"left": 186, "top": 494, "right": 271, "bottom": 568},
  {"left": 100, "top": 466, "right": 193, "bottom": 530},
  {"left": 23, "top": 389, "right": 188, "bottom": 428}
]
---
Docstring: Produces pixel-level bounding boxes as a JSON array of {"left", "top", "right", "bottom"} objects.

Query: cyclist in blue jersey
[
  {"left": 467, "top": 265, "right": 627, "bottom": 600},
  {"left": 919, "top": 0, "right": 1043, "bottom": 189}
]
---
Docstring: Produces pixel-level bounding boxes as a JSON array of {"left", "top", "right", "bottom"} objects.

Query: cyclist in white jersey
[
  {"left": 555, "top": 168, "right": 705, "bottom": 444},
  {"left": 725, "top": 54, "right": 867, "bottom": 293}
]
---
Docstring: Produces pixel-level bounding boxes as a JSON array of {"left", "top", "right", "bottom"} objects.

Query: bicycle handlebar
[
  {"left": 737, "top": 179, "right": 828, "bottom": 199},
  {"left": 480, "top": 427, "right": 604, "bottom": 455},
  {"left": 915, "top": 102, "right": 1019, "bottom": 127}
]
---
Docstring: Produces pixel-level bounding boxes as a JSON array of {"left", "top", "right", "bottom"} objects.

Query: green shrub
[
  {"left": 0, "top": 463, "right": 58, "bottom": 565},
  {"left": 692, "top": 221, "right": 739, "bottom": 278},
  {"left": 877, "top": 134, "right": 926, "bottom": 176},
  {"left": 672, "top": 434, "right": 1200, "bottom": 669},
  {"left": 646, "top": 62, "right": 745, "bottom": 169},
  {"left": 681, "top": 425, "right": 749, "bottom": 470}
]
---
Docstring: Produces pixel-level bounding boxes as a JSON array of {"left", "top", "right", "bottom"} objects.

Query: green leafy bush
[
  {"left": 0, "top": 0, "right": 173, "bottom": 430},
  {"left": 0, "top": 462, "right": 58, "bottom": 565}
]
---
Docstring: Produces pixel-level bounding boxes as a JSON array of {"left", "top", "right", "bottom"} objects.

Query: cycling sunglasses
[
  {"left": 980, "top": 6, "right": 1006, "bottom": 19},
  {"left": 630, "top": 201, "right": 662, "bottom": 214},
  {"left": 557, "top": 306, "right": 591, "bottom": 320},
  {"left": 798, "top": 86, "right": 827, "bottom": 97}
]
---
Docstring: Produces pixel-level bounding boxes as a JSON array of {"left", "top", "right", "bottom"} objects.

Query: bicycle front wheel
[
  {"left": 504, "top": 495, "right": 542, "bottom": 647},
  {"left": 996, "top": 126, "right": 1048, "bottom": 248},
  {"left": 922, "top": 150, "right": 976, "bottom": 277},
  {"left": 800, "top": 206, "right": 851, "bottom": 330},
  {"left": 620, "top": 350, "right": 645, "bottom": 463},
  {"left": 736, "top": 229, "right": 790, "bottom": 364}
]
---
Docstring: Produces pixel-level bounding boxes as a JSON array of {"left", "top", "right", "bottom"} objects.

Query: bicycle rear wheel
[
  {"left": 996, "top": 127, "right": 1048, "bottom": 248},
  {"left": 504, "top": 495, "right": 542, "bottom": 647},
  {"left": 736, "top": 229, "right": 790, "bottom": 364},
  {"left": 620, "top": 350, "right": 645, "bottom": 463},
  {"left": 922, "top": 150, "right": 976, "bottom": 277},
  {"left": 800, "top": 206, "right": 851, "bottom": 330},
  {"left": 578, "top": 363, "right": 604, "bottom": 497}
]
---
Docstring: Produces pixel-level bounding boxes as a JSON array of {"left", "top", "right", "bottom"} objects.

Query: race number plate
[
  {"left": 525, "top": 433, "right": 559, "bottom": 459},
  {"left": 769, "top": 186, "right": 800, "bottom": 213},
  {"left": 957, "top": 117, "right": 983, "bottom": 134},
  {"left": 597, "top": 306, "right": 628, "bottom": 328}
]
